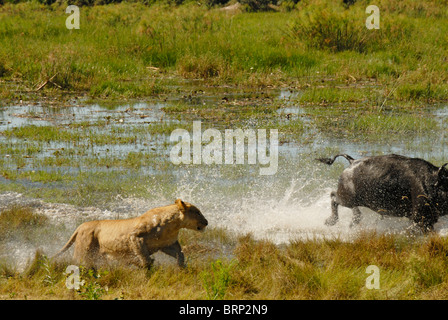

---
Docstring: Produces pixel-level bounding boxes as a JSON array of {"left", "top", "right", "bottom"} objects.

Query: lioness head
[{"left": 176, "top": 199, "right": 208, "bottom": 231}]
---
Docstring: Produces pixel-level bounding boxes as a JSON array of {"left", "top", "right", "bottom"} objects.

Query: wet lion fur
[{"left": 54, "top": 199, "right": 208, "bottom": 268}]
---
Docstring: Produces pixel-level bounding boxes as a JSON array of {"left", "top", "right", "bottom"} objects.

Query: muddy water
[{"left": 2, "top": 89, "right": 448, "bottom": 268}]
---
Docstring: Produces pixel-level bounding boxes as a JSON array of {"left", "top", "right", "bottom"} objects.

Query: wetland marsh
[
  {"left": 2, "top": 85, "right": 448, "bottom": 264},
  {"left": 2, "top": 0, "right": 448, "bottom": 300}
]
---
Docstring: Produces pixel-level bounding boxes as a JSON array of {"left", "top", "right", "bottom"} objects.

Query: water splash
[{"left": 3, "top": 172, "right": 448, "bottom": 270}]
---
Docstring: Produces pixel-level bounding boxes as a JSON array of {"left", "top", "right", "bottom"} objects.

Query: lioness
[{"left": 55, "top": 199, "right": 208, "bottom": 268}]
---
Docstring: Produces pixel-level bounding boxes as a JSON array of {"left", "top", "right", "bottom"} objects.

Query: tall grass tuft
[
  {"left": 177, "top": 54, "right": 227, "bottom": 79},
  {"left": 201, "top": 259, "right": 235, "bottom": 299},
  {"left": 290, "top": 5, "right": 413, "bottom": 54},
  {"left": 0, "top": 205, "right": 48, "bottom": 230},
  {"left": 291, "top": 8, "right": 373, "bottom": 53}
]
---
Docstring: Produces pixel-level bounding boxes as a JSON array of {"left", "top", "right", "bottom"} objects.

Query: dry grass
[
  {"left": 2, "top": 222, "right": 448, "bottom": 300},
  {"left": 0, "top": 205, "right": 49, "bottom": 242}
]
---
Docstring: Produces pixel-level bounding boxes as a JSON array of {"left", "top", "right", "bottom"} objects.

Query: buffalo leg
[
  {"left": 350, "top": 207, "right": 362, "bottom": 227},
  {"left": 325, "top": 191, "right": 340, "bottom": 226},
  {"left": 412, "top": 196, "right": 437, "bottom": 233}
]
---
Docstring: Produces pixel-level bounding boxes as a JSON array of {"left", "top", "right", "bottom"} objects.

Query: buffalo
[{"left": 317, "top": 154, "right": 448, "bottom": 232}]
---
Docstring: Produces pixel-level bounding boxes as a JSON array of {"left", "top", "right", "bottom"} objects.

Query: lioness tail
[{"left": 53, "top": 227, "right": 79, "bottom": 258}]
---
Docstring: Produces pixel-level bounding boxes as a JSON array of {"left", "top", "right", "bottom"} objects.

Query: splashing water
[
  {"left": 3, "top": 170, "right": 448, "bottom": 270},
  {"left": 2, "top": 95, "right": 448, "bottom": 269}
]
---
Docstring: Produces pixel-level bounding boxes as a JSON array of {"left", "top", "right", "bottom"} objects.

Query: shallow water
[{"left": 1, "top": 89, "right": 448, "bottom": 268}]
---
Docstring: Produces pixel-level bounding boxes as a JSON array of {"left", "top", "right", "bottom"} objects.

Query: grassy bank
[
  {"left": 2, "top": 206, "right": 448, "bottom": 299},
  {"left": 1, "top": 0, "right": 448, "bottom": 101}
]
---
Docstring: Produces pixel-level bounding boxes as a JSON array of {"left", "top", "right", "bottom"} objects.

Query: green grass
[
  {"left": 201, "top": 259, "right": 235, "bottom": 300},
  {"left": 2, "top": 125, "right": 139, "bottom": 145},
  {"left": 300, "top": 99, "right": 439, "bottom": 140},
  {"left": 1, "top": 0, "right": 448, "bottom": 100},
  {"left": 349, "top": 112, "right": 438, "bottom": 135}
]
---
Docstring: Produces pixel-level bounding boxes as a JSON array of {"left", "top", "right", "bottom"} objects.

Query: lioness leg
[
  {"left": 73, "top": 231, "right": 99, "bottom": 268},
  {"left": 161, "top": 241, "right": 185, "bottom": 267},
  {"left": 129, "top": 235, "right": 154, "bottom": 268}
]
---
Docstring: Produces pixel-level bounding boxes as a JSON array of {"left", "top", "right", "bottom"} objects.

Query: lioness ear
[{"left": 175, "top": 199, "right": 186, "bottom": 213}]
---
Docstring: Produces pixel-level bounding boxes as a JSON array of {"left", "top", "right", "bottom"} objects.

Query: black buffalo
[{"left": 317, "top": 154, "right": 448, "bottom": 232}]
